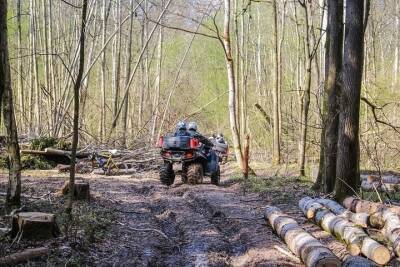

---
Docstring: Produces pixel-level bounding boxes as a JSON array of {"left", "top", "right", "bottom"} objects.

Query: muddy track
[{"left": 88, "top": 167, "right": 304, "bottom": 267}]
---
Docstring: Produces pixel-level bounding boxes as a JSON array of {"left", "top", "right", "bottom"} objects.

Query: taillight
[
  {"left": 184, "top": 151, "right": 194, "bottom": 158},
  {"left": 163, "top": 151, "right": 172, "bottom": 158},
  {"left": 190, "top": 138, "right": 199, "bottom": 149},
  {"left": 158, "top": 137, "right": 164, "bottom": 148}
]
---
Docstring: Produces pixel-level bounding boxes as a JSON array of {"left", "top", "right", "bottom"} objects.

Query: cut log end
[
  {"left": 369, "top": 246, "right": 391, "bottom": 265},
  {"left": 347, "top": 244, "right": 361, "bottom": 256},
  {"left": 362, "top": 237, "right": 391, "bottom": 265}
]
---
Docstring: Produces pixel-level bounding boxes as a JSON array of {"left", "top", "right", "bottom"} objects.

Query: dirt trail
[
  {"left": 85, "top": 165, "right": 350, "bottom": 267},
  {"left": 0, "top": 165, "right": 349, "bottom": 266}
]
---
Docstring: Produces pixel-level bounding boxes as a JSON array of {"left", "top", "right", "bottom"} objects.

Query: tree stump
[
  {"left": 11, "top": 212, "right": 59, "bottom": 240},
  {"left": 60, "top": 180, "right": 90, "bottom": 200}
]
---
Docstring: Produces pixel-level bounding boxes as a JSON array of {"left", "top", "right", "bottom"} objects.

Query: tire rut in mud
[
  {"left": 151, "top": 190, "right": 232, "bottom": 266},
  {"left": 182, "top": 189, "right": 295, "bottom": 266}
]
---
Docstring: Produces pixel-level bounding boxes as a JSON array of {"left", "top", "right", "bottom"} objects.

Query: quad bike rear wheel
[
  {"left": 211, "top": 167, "right": 220, "bottom": 185},
  {"left": 160, "top": 162, "right": 175, "bottom": 186},
  {"left": 187, "top": 163, "right": 203, "bottom": 184}
]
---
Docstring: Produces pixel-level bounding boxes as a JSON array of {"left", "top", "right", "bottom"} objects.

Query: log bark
[
  {"left": 265, "top": 206, "right": 341, "bottom": 267},
  {"left": 316, "top": 198, "right": 370, "bottom": 228},
  {"left": 299, "top": 197, "right": 390, "bottom": 265},
  {"left": 11, "top": 212, "right": 59, "bottom": 240},
  {"left": 0, "top": 247, "right": 49, "bottom": 266},
  {"left": 381, "top": 209, "right": 400, "bottom": 257},
  {"left": 343, "top": 196, "right": 400, "bottom": 215},
  {"left": 342, "top": 256, "right": 377, "bottom": 267},
  {"left": 20, "top": 148, "right": 90, "bottom": 158},
  {"left": 361, "top": 180, "right": 400, "bottom": 192},
  {"left": 57, "top": 163, "right": 92, "bottom": 174},
  {"left": 361, "top": 174, "right": 400, "bottom": 184}
]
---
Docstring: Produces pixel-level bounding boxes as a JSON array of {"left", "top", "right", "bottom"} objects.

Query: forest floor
[{"left": 0, "top": 163, "right": 355, "bottom": 266}]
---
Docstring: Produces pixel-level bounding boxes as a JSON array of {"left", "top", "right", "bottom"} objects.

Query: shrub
[{"left": 30, "top": 137, "right": 58, "bottom": 150}]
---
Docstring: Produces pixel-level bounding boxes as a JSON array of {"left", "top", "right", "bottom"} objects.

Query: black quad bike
[
  {"left": 212, "top": 140, "right": 229, "bottom": 164},
  {"left": 158, "top": 135, "right": 220, "bottom": 186}
]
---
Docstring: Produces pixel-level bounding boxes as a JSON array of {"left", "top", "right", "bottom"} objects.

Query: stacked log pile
[
  {"left": 299, "top": 197, "right": 390, "bottom": 265},
  {"left": 290, "top": 196, "right": 400, "bottom": 265},
  {"left": 264, "top": 206, "right": 341, "bottom": 267},
  {"left": 343, "top": 196, "right": 400, "bottom": 257}
]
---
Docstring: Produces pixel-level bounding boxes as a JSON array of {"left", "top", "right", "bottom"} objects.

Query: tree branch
[{"left": 361, "top": 97, "right": 400, "bottom": 135}]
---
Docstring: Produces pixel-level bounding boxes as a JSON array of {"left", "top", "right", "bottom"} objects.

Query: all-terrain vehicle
[
  {"left": 212, "top": 139, "right": 229, "bottom": 164},
  {"left": 158, "top": 135, "right": 220, "bottom": 186}
]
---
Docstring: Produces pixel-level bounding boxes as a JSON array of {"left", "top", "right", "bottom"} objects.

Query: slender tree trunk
[
  {"left": 234, "top": 0, "right": 241, "bottom": 137},
  {"left": 277, "top": 1, "right": 286, "bottom": 140},
  {"left": 393, "top": 1, "right": 399, "bottom": 89},
  {"left": 272, "top": 0, "right": 281, "bottom": 164},
  {"left": 1, "top": 0, "right": 22, "bottom": 210},
  {"left": 138, "top": 22, "right": 145, "bottom": 131},
  {"left": 17, "top": 0, "right": 24, "bottom": 131},
  {"left": 334, "top": 0, "right": 365, "bottom": 201},
  {"left": 322, "top": 0, "right": 343, "bottom": 193},
  {"left": 122, "top": 0, "right": 135, "bottom": 148},
  {"left": 31, "top": 0, "right": 40, "bottom": 135},
  {"left": 298, "top": 1, "right": 313, "bottom": 176},
  {"left": 315, "top": 0, "right": 328, "bottom": 190},
  {"left": 112, "top": 0, "right": 122, "bottom": 121},
  {"left": 66, "top": 0, "right": 88, "bottom": 214},
  {"left": 100, "top": 0, "right": 108, "bottom": 143},
  {"left": 223, "top": 0, "right": 244, "bottom": 170},
  {"left": 151, "top": 2, "right": 164, "bottom": 145},
  {"left": 41, "top": 0, "right": 52, "bottom": 133},
  {"left": 48, "top": 0, "right": 56, "bottom": 134}
]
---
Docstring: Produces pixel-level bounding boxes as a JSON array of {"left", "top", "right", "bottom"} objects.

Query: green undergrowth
[
  {"left": 20, "top": 154, "right": 56, "bottom": 170},
  {"left": 0, "top": 155, "right": 56, "bottom": 170},
  {"left": 232, "top": 174, "right": 316, "bottom": 204},
  {"left": 1, "top": 198, "right": 115, "bottom": 266},
  {"left": 30, "top": 136, "right": 72, "bottom": 151}
]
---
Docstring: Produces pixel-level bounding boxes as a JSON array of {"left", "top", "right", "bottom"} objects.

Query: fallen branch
[
  {"left": 0, "top": 247, "right": 49, "bottom": 266},
  {"left": 116, "top": 221, "right": 173, "bottom": 244}
]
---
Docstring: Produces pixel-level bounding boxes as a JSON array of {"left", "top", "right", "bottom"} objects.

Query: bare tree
[
  {"left": 272, "top": 0, "right": 281, "bottom": 164},
  {"left": 223, "top": 0, "right": 244, "bottom": 170},
  {"left": 298, "top": 0, "right": 313, "bottom": 176},
  {"left": 66, "top": 0, "right": 88, "bottom": 214},
  {"left": 1, "top": 0, "right": 22, "bottom": 210}
]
